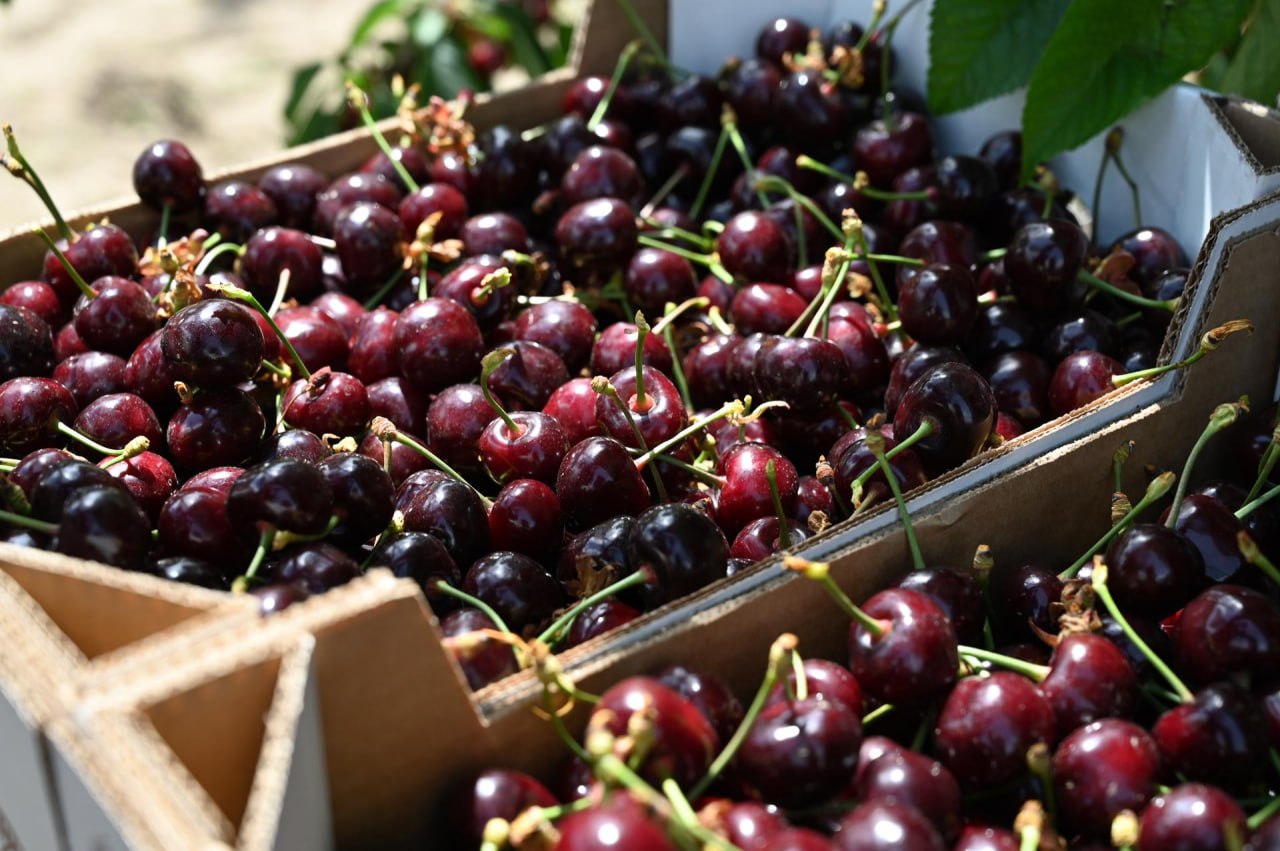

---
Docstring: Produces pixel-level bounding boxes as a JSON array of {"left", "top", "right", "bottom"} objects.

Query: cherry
[
  {"left": 624, "top": 248, "right": 697, "bottom": 314},
  {"left": 564, "top": 598, "right": 641, "bottom": 647},
  {"left": 348, "top": 309, "right": 402, "bottom": 384},
  {"left": 72, "top": 276, "right": 156, "bottom": 356},
  {"left": 893, "top": 566, "right": 986, "bottom": 647},
  {"left": 240, "top": 226, "right": 325, "bottom": 303},
  {"left": 1153, "top": 681, "right": 1268, "bottom": 791},
  {"left": 473, "top": 125, "right": 538, "bottom": 208},
  {"left": 590, "top": 321, "right": 673, "bottom": 376},
  {"left": 479, "top": 410, "right": 570, "bottom": 486},
  {"left": 1004, "top": 220, "right": 1089, "bottom": 314},
  {"left": 50, "top": 352, "right": 124, "bottom": 408},
  {"left": 757, "top": 16, "right": 811, "bottom": 63},
  {"left": 717, "top": 443, "right": 798, "bottom": 536},
  {"left": 966, "top": 302, "right": 1037, "bottom": 362},
  {"left": 0, "top": 377, "right": 77, "bottom": 454},
  {"left": 952, "top": 825, "right": 1019, "bottom": 851},
  {"left": 934, "top": 671, "right": 1055, "bottom": 786},
  {"left": 439, "top": 608, "right": 519, "bottom": 690},
  {"left": 54, "top": 323, "right": 87, "bottom": 361},
  {"left": 1043, "top": 310, "right": 1120, "bottom": 362},
  {"left": 147, "top": 556, "right": 226, "bottom": 590},
  {"left": 488, "top": 479, "right": 563, "bottom": 566},
  {"left": 105, "top": 451, "right": 178, "bottom": 521},
  {"left": 556, "top": 436, "right": 652, "bottom": 531},
  {"left": 370, "top": 530, "right": 460, "bottom": 610},
  {"left": 834, "top": 800, "right": 945, "bottom": 851},
  {"left": 1167, "top": 494, "right": 1251, "bottom": 583},
  {"left": 1, "top": 281, "right": 64, "bottom": 327},
  {"left": 271, "top": 542, "right": 358, "bottom": 594},
  {"left": 1137, "top": 784, "right": 1246, "bottom": 851},
  {"left": 724, "top": 59, "right": 781, "bottom": 131},
  {"left": 561, "top": 75, "right": 627, "bottom": 119},
  {"left": 361, "top": 144, "right": 431, "bottom": 194},
  {"left": 312, "top": 172, "right": 401, "bottom": 236},
  {"left": 425, "top": 383, "right": 494, "bottom": 475},
  {"left": 753, "top": 336, "right": 847, "bottom": 414},
  {"left": 203, "top": 180, "right": 277, "bottom": 241},
  {"left": 132, "top": 140, "right": 204, "bottom": 213},
  {"left": 561, "top": 146, "right": 643, "bottom": 207},
  {"left": 1173, "top": 584, "right": 1280, "bottom": 686},
  {"left": 1053, "top": 719, "right": 1161, "bottom": 840},
  {"left": 852, "top": 112, "right": 935, "bottom": 187},
  {"left": 1048, "top": 350, "right": 1123, "bottom": 416},
  {"left": 461, "top": 213, "right": 528, "bottom": 257},
  {"left": 398, "top": 182, "right": 469, "bottom": 238},
  {"left": 850, "top": 588, "right": 958, "bottom": 706},
  {"left": 56, "top": 485, "right": 150, "bottom": 570},
  {"left": 485, "top": 341, "right": 570, "bottom": 412},
  {"left": 42, "top": 224, "right": 139, "bottom": 309},
  {"left": 275, "top": 305, "right": 349, "bottom": 373},
  {"left": 514, "top": 299, "right": 597, "bottom": 374},
  {"left": 257, "top": 163, "right": 327, "bottom": 230},
  {"left": 597, "top": 364, "right": 686, "bottom": 449},
  {"left": 593, "top": 676, "right": 719, "bottom": 788},
  {"left": 449, "top": 768, "right": 557, "bottom": 848},
  {"left": 1040, "top": 632, "right": 1137, "bottom": 739},
  {"left": 125, "top": 329, "right": 182, "bottom": 414},
  {"left": 737, "top": 696, "right": 862, "bottom": 809},
  {"left": 252, "top": 582, "right": 310, "bottom": 615},
  {"left": 1104, "top": 522, "right": 1205, "bottom": 617},
  {"left": 226, "top": 458, "right": 333, "bottom": 538},
  {"left": 776, "top": 71, "right": 851, "bottom": 153},
  {"left": 627, "top": 503, "right": 728, "bottom": 605},
  {"left": 282, "top": 368, "right": 371, "bottom": 438},
  {"left": 657, "top": 74, "right": 722, "bottom": 131},
  {"left": 892, "top": 361, "right": 996, "bottom": 474},
  {"left": 158, "top": 487, "right": 251, "bottom": 572},
  {"left": 987, "top": 562, "right": 1063, "bottom": 642},
  {"left": 897, "top": 263, "right": 978, "bottom": 345},
  {"left": 1110, "top": 227, "right": 1188, "bottom": 287},
  {"left": 718, "top": 211, "right": 793, "bottom": 285},
  {"left": 435, "top": 256, "right": 516, "bottom": 331},
  {"left": 983, "top": 350, "right": 1052, "bottom": 429},
  {"left": 9, "top": 448, "right": 74, "bottom": 499},
  {"left": 555, "top": 198, "right": 638, "bottom": 271},
  {"left": 73, "top": 392, "right": 162, "bottom": 452},
  {"left": 853, "top": 740, "right": 962, "bottom": 841},
  {"left": 333, "top": 202, "right": 406, "bottom": 294},
  {"left": 315, "top": 452, "right": 393, "bottom": 548},
  {"left": 555, "top": 797, "right": 676, "bottom": 851},
  {"left": 400, "top": 478, "right": 490, "bottom": 570},
  {"left": 395, "top": 298, "right": 484, "bottom": 394},
  {"left": 166, "top": 389, "right": 265, "bottom": 471},
  {"left": 161, "top": 299, "right": 264, "bottom": 388},
  {"left": 933, "top": 155, "right": 997, "bottom": 221},
  {"left": 257, "top": 429, "right": 332, "bottom": 465},
  {"left": 30, "top": 459, "right": 125, "bottom": 522}
]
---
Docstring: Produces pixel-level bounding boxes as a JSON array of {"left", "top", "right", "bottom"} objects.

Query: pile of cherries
[
  {"left": 0, "top": 8, "right": 1213, "bottom": 677},
  {"left": 450, "top": 395, "right": 1280, "bottom": 850}
]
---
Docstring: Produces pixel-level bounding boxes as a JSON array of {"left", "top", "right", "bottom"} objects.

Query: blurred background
[{"left": 0, "top": 0, "right": 575, "bottom": 232}]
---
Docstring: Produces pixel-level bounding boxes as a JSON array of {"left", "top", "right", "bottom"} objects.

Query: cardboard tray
[{"left": 3, "top": 0, "right": 1280, "bottom": 847}]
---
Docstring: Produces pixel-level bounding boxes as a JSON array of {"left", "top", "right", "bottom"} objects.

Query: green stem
[
  {"left": 0, "top": 508, "right": 57, "bottom": 536},
  {"left": 1110, "top": 146, "right": 1143, "bottom": 229},
  {"left": 861, "top": 703, "right": 893, "bottom": 726},
  {"left": 3, "top": 124, "right": 73, "bottom": 241},
  {"left": 156, "top": 203, "right": 172, "bottom": 249},
  {"left": 795, "top": 154, "right": 855, "bottom": 184},
  {"left": 1238, "top": 531, "right": 1280, "bottom": 588},
  {"left": 194, "top": 241, "right": 244, "bottom": 276},
  {"left": 1060, "top": 471, "right": 1175, "bottom": 579},
  {"left": 348, "top": 83, "right": 420, "bottom": 194},
  {"left": 480, "top": 349, "right": 521, "bottom": 435},
  {"left": 632, "top": 313, "right": 650, "bottom": 412},
  {"left": 766, "top": 459, "right": 790, "bottom": 548},
  {"left": 785, "top": 557, "right": 885, "bottom": 638},
  {"left": 867, "top": 434, "right": 924, "bottom": 571},
  {"left": 387, "top": 430, "right": 490, "bottom": 507},
  {"left": 537, "top": 568, "right": 651, "bottom": 646},
  {"left": 1166, "top": 402, "right": 1243, "bottom": 528},
  {"left": 1248, "top": 427, "right": 1280, "bottom": 504},
  {"left": 206, "top": 282, "right": 312, "bottom": 380},
  {"left": 1239, "top": 480, "right": 1280, "bottom": 520},
  {"left": 232, "top": 528, "right": 277, "bottom": 592},
  {"left": 33, "top": 227, "right": 94, "bottom": 299},
  {"left": 653, "top": 454, "right": 722, "bottom": 487},
  {"left": 661, "top": 323, "right": 694, "bottom": 412},
  {"left": 54, "top": 421, "right": 129, "bottom": 458},
  {"left": 689, "top": 127, "right": 728, "bottom": 222},
  {"left": 1092, "top": 562, "right": 1193, "bottom": 702},
  {"left": 1249, "top": 789, "right": 1280, "bottom": 830},
  {"left": 849, "top": 421, "right": 933, "bottom": 508},
  {"left": 1091, "top": 150, "right": 1111, "bottom": 243},
  {"left": 725, "top": 120, "right": 770, "bottom": 211},
  {"left": 1078, "top": 270, "right": 1175, "bottom": 312},
  {"left": 612, "top": 0, "right": 675, "bottom": 75},
  {"left": 958, "top": 646, "right": 1049, "bottom": 681},
  {"left": 634, "top": 400, "right": 744, "bottom": 467},
  {"left": 587, "top": 41, "right": 642, "bottom": 131},
  {"left": 436, "top": 580, "right": 514, "bottom": 636},
  {"left": 362, "top": 267, "right": 406, "bottom": 309}
]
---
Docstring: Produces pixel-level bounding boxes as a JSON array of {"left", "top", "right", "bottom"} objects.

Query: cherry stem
[
  {"left": 479, "top": 348, "right": 522, "bottom": 435},
  {"left": 1246, "top": 422, "right": 1280, "bottom": 504},
  {"left": 435, "top": 580, "right": 514, "bottom": 636},
  {"left": 1060, "top": 471, "right": 1174, "bottom": 579},
  {"left": 632, "top": 313, "right": 651, "bottom": 412},
  {"left": 472, "top": 268, "right": 511, "bottom": 306},
  {"left": 1238, "top": 480, "right": 1280, "bottom": 520},
  {"left": 755, "top": 174, "right": 842, "bottom": 242},
  {"left": 803, "top": 246, "right": 860, "bottom": 340},
  {"left": 33, "top": 227, "right": 95, "bottom": 299},
  {"left": 653, "top": 453, "right": 722, "bottom": 487},
  {"left": 362, "top": 266, "right": 405, "bottom": 309},
  {"left": 594, "top": 377, "right": 668, "bottom": 502},
  {"left": 639, "top": 163, "right": 690, "bottom": 219},
  {"left": 373, "top": 419, "right": 493, "bottom": 509},
  {"left": 156, "top": 203, "right": 172, "bottom": 249},
  {"left": 347, "top": 82, "right": 420, "bottom": 194},
  {"left": 1078, "top": 269, "right": 1176, "bottom": 312},
  {"left": 850, "top": 420, "right": 934, "bottom": 510},
  {"left": 877, "top": 0, "right": 923, "bottom": 128},
  {"left": 795, "top": 154, "right": 855, "bottom": 185},
  {"left": 591, "top": 752, "right": 730, "bottom": 850},
  {"left": 691, "top": 633, "right": 798, "bottom": 800},
  {"left": 1166, "top": 400, "right": 1245, "bottom": 528},
  {"left": 1109, "top": 139, "right": 1144, "bottom": 229},
  {"left": 1113, "top": 320, "right": 1253, "bottom": 388},
  {"left": 206, "top": 281, "right": 312, "bottom": 380},
  {"left": 538, "top": 567, "right": 653, "bottom": 647},
  {"left": 1091, "top": 560, "right": 1193, "bottom": 702},
  {"left": 640, "top": 216, "right": 709, "bottom": 251},
  {"left": 854, "top": 171, "right": 931, "bottom": 202},
  {"left": 981, "top": 247, "right": 1008, "bottom": 263},
  {"left": 862, "top": 703, "right": 893, "bottom": 726},
  {"left": 957, "top": 646, "right": 1049, "bottom": 682},
  {"left": 634, "top": 235, "right": 732, "bottom": 284},
  {"left": 765, "top": 459, "right": 791, "bottom": 548},
  {"left": 612, "top": 0, "right": 676, "bottom": 75},
  {"left": 689, "top": 127, "right": 728, "bottom": 221},
  {"left": 194, "top": 241, "right": 244, "bottom": 276},
  {"left": 587, "top": 40, "right": 642, "bottom": 130},
  {"left": 1239, "top": 531, "right": 1280, "bottom": 587},
  {"left": 724, "top": 113, "right": 770, "bottom": 211},
  {"left": 783, "top": 556, "right": 885, "bottom": 638},
  {"left": 3, "top": 124, "right": 73, "bottom": 241},
  {"left": 234, "top": 527, "right": 277, "bottom": 592},
  {"left": 1090, "top": 144, "right": 1112, "bottom": 242},
  {"left": 0, "top": 508, "right": 57, "bottom": 537},
  {"left": 634, "top": 399, "right": 745, "bottom": 468},
  {"left": 1113, "top": 439, "right": 1135, "bottom": 495},
  {"left": 54, "top": 421, "right": 141, "bottom": 459},
  {"left": 866, "top": 432, "right": 925, "bottom": 571},
  {"left": 1249, "top": 787, "right": 1280, "bottom": 830}
]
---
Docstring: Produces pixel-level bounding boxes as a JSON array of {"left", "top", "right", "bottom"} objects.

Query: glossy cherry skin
[
  {"left": 1043, "top": 309, "right": 1120, "bottom": 362},
  {"left": 556, "top": 436, "right": 651, "bottom": 531},
  {"left": 73, "top": 277, "right": 156, "bottom": 356},
  {"left": 1, "top": 281, "right": 64, "bottom": 327},
  {"left": 460, "top": 551, "right": 561, "bottom": 634},
  {"left": 1040, "top": 633, "right": 1137, "bottom": 739},
  {"left": 853, "top": 738, "right": 961, "bottom": 841},
  {"left": 74, "top": 392, "right": 163, "bottom": 452},
  {"left": 892, "top": 361, "right": 997, "bottom": 475},
  {"left": 400, "top": 478, "right": 490, "bottom": 570},
  {"left": 42, "top": 224, "right": 139, "bottom": 309},
  {"left": 275, "top": 305, "right": 349, "bottom": 373},
  {"left": 555, "top": 797, "right": 676, "bottom": 851},
  {"left": 449, "top": 768, "right": 558, "bottom": 848},
  {"left": 952, "top": 826, "right": 1019, "bottom": 851},
  {"left": 1004, "top": 219, "right": 1089, "bottom": 313},
  {"left": 983, "top": 350, "right": 1052, "bottom": 429},
  {"left": 257, "top": 429, "right": 331, "bottom": 466},
  {"left": 737, "top": 697, "right": 861, "bottom": 810},
  {"left": 1153, "top": 682, "right": 1268, "bottom": 791},
  {"left": 55, "top": 485, "right": 150, "bottom": 570},
  {"left": 561, "top": 145, "right": 643, "bottom": 207},
  {"left": 852, "top": 112, "right": 935, "bottom": 187},
  {"left": 398, "top": 181, "right": 469, "bottom": 238},
  {"left": 161, "top": 299, "right": 264, "bottom": 388},
  {"left": 271, "top": 543, "right": 358, "bottom": 594},
  {"left": 132, "top": 139, "right": 204, "bottom": 212},
  {"left": 488, "top": 479, "right": 563, "bottom": 565},
  {"left": 426, "top": 383, "right": 495, "bottom": 474},
  {"left": 203, "top": 180, "right": 277, "bottom": 241},
  {"left": 730, "top": 284, "right": 808, "bottom": 337},
  {"left": 315, "top": 452, "right": 393, "bottom": 548},
  {"left": 513, "top": 299, "right": 597, "bottom": 374},
  {"left": 256, "top": 163, "right": 327, "bottom": 230},
  {"left": 312, "top": 173, "right": 400, "bottom": 237},
  {"left": 166, "top": 389, "right": 265, "bottom": 471},
  {"left": 555, "top": 198, "right": 638, "bottom": 271},
  {"left": 1053, "top": 719, "right": 1161, "bottom": 840},
  {"left": 627, "top": 503, "right": 728, "bottom": 605},
  {"left": 435, "top": 256, "right": 515, "bottom": 331},
  {"left": 540, "top": 380, "right": 602, "bottom": 448},
  {"left": 834, "top": 800, "right": 945, "bottom": 851},
  {"left": 1137, "top": 783, "right": 1246, "bottom": 851},
  {"left": 1104, "top": 522, "right": 1205, "bottom": 618},
  {"left": 1111, "top": 227, "right": 1188, "bottom": 287},
  {"left": 348, "top": 309, "right": 402, "bottom": 385},
  {"left": 30, "top": 460, "right": 126, "bottom": 522},
  {"left": 624, "top": 247, "right": 697, "bottom": 314},
  {"left": 934, "top": 671, "right": 1055, "bottom": 786},
  {"left": 893, "top": 565, "right": 985, "bottom": 646},
  {"left": 716, "top": 443, "right": 799, "bottom": 536},
  {"left": 898, "top": 264, "right": 978, "bottom": 346},
  {"left": 1048, "top": 350, "right": 1123, "bottom": 416},
  {"left": 730, "top": 516, "right": 810, "bottom": 561},
  {"left": 147, "top": 556, "right": 226, "bottom": 590},
  {"left": 1168, "top": 494, "right": 1251, "bottom": 583},
  {"left": 594, "top": 677, "right": 719, "bottom": 789},
  {"left": 282, "top": 368, "right": 371, "bottom": 438},
  {"left": 0, "top": 307, "right": 52, "bottom": 387},
  {"left": 485, "top": 341, "right": 570, "bottom": 412},
  {"left": 105, "top": 451, "right": 178, "bottom": 521},
  {"left": 883, "top": 345, "right": 965, "bottom": 418},
  {"left": 395, "top": 298, "right": 484, "bottom": 394},
  {"left": 226, "top": 458, "right": 333, "bottom": 537},
  {"left": 478, "top": 410, "right": 570, "bottom": 486},
  {"left": 50, "top": 351, "right": 124, "bottom": 408},
  {"left": 158, "top": 487, "right": 252, "bottom": 573},
  {"left": 564, "top": 598, "right": 642, "bottom": 647},
  {"left": 752, "top": 336, "right": 847, "bottom": 415},
  {"left": 239, "top": 226, "right": 325, "bottom": 303},
  {"left": 1173, "top": 584, "right": 1280, "bottom": 686},
  {"left": 368, "top": 531, "right": 459, "bottom": 610},
  {"left": 717, "top": 212, "right": 793, "bottom": 284},
  {"left": 0, "top": 377, "right": 77, "bottom": 454},
  {"left": 596, "top": 365, "right": 686, "bottom": 450},
  {"left": 589, "top": 321, "right": 674, "bottom": 377},
  {"left": 987, "top": 562, "right": 1063, "bottom": 643},
  {"left": 440, "top": 608, "right": 520, "bottom": 690},
  {"left": 9, "top": 448, "right": 74, "bottom": 499},
  {"left": 849, "top": 588, "right": 958, "bottom": 706}
]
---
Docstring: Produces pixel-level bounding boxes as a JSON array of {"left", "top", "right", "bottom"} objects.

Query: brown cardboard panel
[{"left": 1216, "top": 97, "right": 1280, "bottom": 172}]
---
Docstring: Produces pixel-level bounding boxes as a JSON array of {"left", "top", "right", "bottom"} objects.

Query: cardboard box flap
[{"left": 1210, "top": 96, "right": 1280, "bottom": 174}]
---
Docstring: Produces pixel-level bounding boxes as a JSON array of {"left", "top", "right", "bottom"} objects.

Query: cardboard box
[{"left": 2, "top": 0, "right": 1280, "bottom": 847}]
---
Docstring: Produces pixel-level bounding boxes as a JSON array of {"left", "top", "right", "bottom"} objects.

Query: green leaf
[
  {"left": 468, "top": 12, "right": 514, "bottom": 41},
  {"left": 1220, "top": 0, "right": 1280, "bottom": 104},
  {"left": 410, "top": 7, "right": 449, "bottom": 48},
  {"left": 283, "top": 62, "right": 325, "bottom": 125},
  {"left": 491, "top": 2, "right": 551, "bottom": 75},
  {"left": 927, "top": 0, "right": 1071, "bottom": 115},
  {"left": 1021, "top": 0, "right": 1255, "bottom": 183},
  {"left": 430, "top": 35, "right": 485, "bottom": 96},
  {"left": 349, "top": 0, "right": 406, "bottom": 48}
]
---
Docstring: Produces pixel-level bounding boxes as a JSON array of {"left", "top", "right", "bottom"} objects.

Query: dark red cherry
[
  {"left": 589, "top": 321, "right": 673, "bottom": 379},
  {"left": 988, "top": 562, "right": 1063, "bottom": 642},
  {"left": 1043, "top": 310, "right": 1120, "bottom": 362},
  {"left": 333, "top": 202, "right": 406, "bottom": 293},
  {"left": 1, "top": 280, "right": 64, "bottom": 327},
  {"left": 853, "top": 740, "right": 961, "bottom": 841},
  {"left": 832, "top": 427, "right": 928, "bottom": 512},
  {"left": 425, "top": 383, "right": 494, "bottom": 474},
  {"left": 125, "top": 329, "right": 181, "bottom": 415},
  {"left": 849, "top": 588, "right": 958, "bottom": 706},
  {"left": 55, "top": 485, "right": 150, "bottom": 570},
  {"left": 488, "top": 479, "right": 562, "bottom": 565},
  {"left": 966, "top": 302, "right": 1037, "bottom": 362},
  {"left": 1053, "top": 719, "right": 1161, "bottom": 840},
  {"left": 952, "top": 825, "right": 1019, "bottom": 851},
  {"left": 766, "top": 658, "right": 862, "bottom": 716},
  {"left": 731, "top": 284, "right": 807, "bottom": 337},
  {"left": 74, "top": 392, "right": 162, "bottom": 452},
  {"left": 1167, "top": 494, "right": 1251, "bottom": 583},
  {"left": 1173, "top": 584, "right": 1280, "bottom": 686},
  {"left": 933, "top": 671, "right": 1054, "bottom": 786},
  {"left": 653, "top": 665, "right": 744, "bottom": 746},
  {"left": 562, "top": 146, "right": 643, "bottom": 207},
  {"left": 542, "top": 378, "right": 602, "bottom": 445},
  {"left": 883, "top": 345, "right": 965, "bottom": 418},
  {"left": 462, "top": 551, "right": 562, "bottom": 634},
  {"left": 565, "top": 599, "right": 641, "bottom": 647},
  {"left": 360, "top": 144, "right": 430, "bottom": 194},
  {"left": 0, "top": 377, "right": 77, "bottom": 454},
  {"left": 1048, "top": 350, "right": 1123, "bottom": 416},
  {"left": 933, "top": 155, "right": 997, "bottom": 221},
  {"left": 717, "top": 443, "right": 798, "bottom": 536},
  {"left": 1005, "top": 220, "right": 1089, "bottom": 314},
  {"left": 718, "top": 212, "right": 793, "bottom": 284},
  {"left": 449, "top": 768, "right": 558, "bottom": 849},
  {"left": 514, "top": 299, "right": 597, "bottom": 374},
  {"left": 226, "top": 458, "right": 333, "bottom": 537},
  {"left": 983, "top": 350, "right": 1052, "bottom": 429},
  {"left": 312, "top": 172, "right": 401, "bottom": 236},
  {"left": 30, "top": 459, "right": 126, "bottom": 522},
  {"left": 461, "top": 212, "right": 529, "bottom": 257},
  {"left": 596, "top": 365, "right": 686, "bottom": 450},
  {"left": 1110, "top": 227, "right": 1187, "bottom": 287},
  {"left": 555, "top": 797, "right": 676, "bottom": 851},
  {"left": 435, "top": 255, "right": 516, "bottom": 331},
  {"left": 348, "top": 309, "right": 402, "bottom": 385},
  {"left": 624, "top": 247, "right": 697, "bottom": 314},
  {"left": 395, "top": 298, "right": 484, "bottom": 394},
  {"left": 158, "top": 487, "right": 251, "bottom": 572},
  {"left": 627, "top": 503, "right": 728, "bottom": 604},
  {"left": 161, "top": 299, "right": 264, "bottom": 388},
  {"left": 1104, "top": 522, "right": 1206, "bottom": 618},
  {"left": 556, "top": 436, "right": 651, "bottom": 531},
  {"left": 834, "top": 800, "right": 945, "bottom": 851},
  {"left": 594, "top": 677, "right": 719, "bottom": 788},
  {"left": 271, "top": 542, "right": 358, "bottom": 594},
  {"left": 42, "top": 224, "right": 139, "bottom": 309},
  {"left": 275, "top": 305, "right": 349, "bottom": 373},
  {"left": 400, "top": 478, "right": 490, "bottom": 569},
  {"left": 738, "top": 697, "right": 861, "bottom": 810},
  {"left": 398, "top": 182, "right": 468, "bottom": 238},
  {"left": 730, "top": 516, "right": 810, "bottom": 561},
  {"left": 203, "top": 180, "right": 276, "bottom": 241},
  {"left": 257, "top": 163, "right": 327, "bottom": 230},
  {"left": 724, "top": 59, "right": 781, "bottom": 130},
  {"left": 240, "top": 226, "right": 325, "bottom": 303},
  {"left": 147, "top": 556, "right": 227, "bottom": 590},
  {"left": 776, "top": 71, "right": 850, "bottom": 153},
  {"left": 104, "top": 450, "right": 178, "bottom": 521},
  {"left": 369, "top": 531, "right": 459, "bottom": 610},
  {"left": 757, "top": 16, "right": 811, "bottom": 63},
  {"left": 753, "top": 336, "right": 847, "bottom": 414},
  {"left": 166, "top": 389, "right": 265, "bottom": 471},
  {"left": 440, "top": 608, "right": 519, "bottom": 690},
  {"left": 657, "top": 74, "right": 722, "bottom": 131},
  {"left": 898, "top": 264, "right": 978, "bottom": 346},
  {"left": 1153, "top": 682, "right": 1268, "bottom": 791},
  {"left": 892, "top": 361, "right": 996, "bottom": 474},
  {"left": 893, "top": 566, "right": 985, "bottom": 646},
  {"left": 555, "top": 198, "right": 638, "bottom": 270},
  {"left": 485, "top": 341, "right": 569, "bottom": 412},
  {"left": 9, "top": 448, "right": 74, "bottom": 499},
  {"left": 73, "top": 277, "right": 156, "bottom": 356},
  {"left": 1137, "top": 784, "right": 1246, "bottom": 851},
  {"left": 478, "top": 410, "right": 570, "bottom": 486},
  {"left": 1040, "top": 632, "right": 1137, "bottom": 739},
  {"left": 257, "top": 429, "right": 331, "bottom": 465},
  {"left": 852, "top": 112, "right": 935, "bottom": 187},
  {"left": 316, "top": 452, "right": 393, "bottom": 548},
  {"left": 132, "top": 139, "right": 204, "bottom": 213},
  {"left": 282, "top": 368, "right": 371, "bottom": 438}
]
